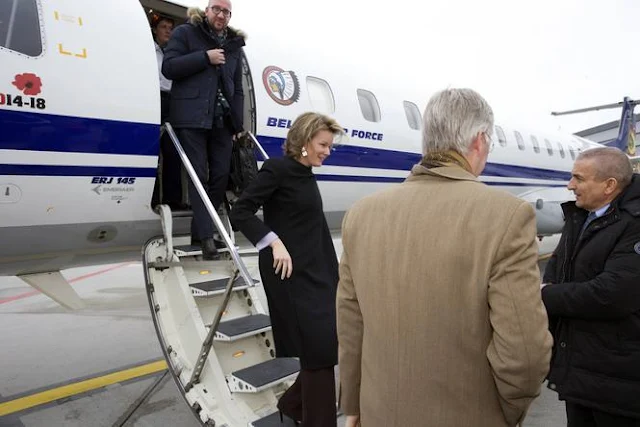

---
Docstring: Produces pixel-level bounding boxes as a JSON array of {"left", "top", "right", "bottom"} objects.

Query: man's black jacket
[
  {"left": 162, "top": 9, "right": 245, "bottom": 132},
  {"left": 543, "top": 174, "right": 640, "bottom": 418}
]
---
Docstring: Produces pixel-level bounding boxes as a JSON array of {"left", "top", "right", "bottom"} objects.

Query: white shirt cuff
[{"left": 256, "top": 232, "right": 279, "bottom": 251}]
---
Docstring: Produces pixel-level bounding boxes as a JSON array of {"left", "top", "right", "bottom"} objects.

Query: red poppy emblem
[{"left": 12, "top": 73, "right": 43, "bottom": 96}]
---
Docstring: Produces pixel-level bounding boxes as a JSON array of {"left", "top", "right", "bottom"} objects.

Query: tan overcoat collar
[{"left": 406, "top": 164, "right": 480, "bottom": 183}]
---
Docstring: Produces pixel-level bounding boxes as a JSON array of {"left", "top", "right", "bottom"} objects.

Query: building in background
[{"left": 575, "top": 114, "right": 640, "bottom": 148}]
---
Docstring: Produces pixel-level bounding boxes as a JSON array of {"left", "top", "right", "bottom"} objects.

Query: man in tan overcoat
[{"left": 337, "top": 88, "right": 553, "bottom": 427}]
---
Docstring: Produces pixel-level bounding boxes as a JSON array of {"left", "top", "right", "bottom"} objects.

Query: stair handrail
[
  {"left": 163, "top": 122, "right": 257, "bottom": 293},
  {"left": 163, "top": 122, "right": 261, "bottom": 385}
]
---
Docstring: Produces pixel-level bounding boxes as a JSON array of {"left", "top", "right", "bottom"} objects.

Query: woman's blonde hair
[{"left": 282, "top": 112, "right": 344, "bottom": 158}]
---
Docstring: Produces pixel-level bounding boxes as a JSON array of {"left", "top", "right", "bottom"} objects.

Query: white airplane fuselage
[{"left": 0, "top": 0, "right": 599, "bottom": 277}]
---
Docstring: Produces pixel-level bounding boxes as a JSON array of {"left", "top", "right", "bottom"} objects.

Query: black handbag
[{"left": 228, "top": 132, "right": 259, "bottom": 198}]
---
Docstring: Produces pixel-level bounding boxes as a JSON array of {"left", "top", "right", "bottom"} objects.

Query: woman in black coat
[{"left": 230, "top": 112, "right": 343, "bottom": 426}]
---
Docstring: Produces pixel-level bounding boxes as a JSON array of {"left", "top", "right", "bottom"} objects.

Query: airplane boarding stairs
[{"left": 142, "top": 125, "right": 300, "bottom": 426}]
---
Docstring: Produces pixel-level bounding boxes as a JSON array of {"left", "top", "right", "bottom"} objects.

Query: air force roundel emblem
[
  {"left": 634, "top": 242, "right": 640, "bottom": 255},
  {"left": 262, "top": 65, "right": 300, "bottom": 106}
]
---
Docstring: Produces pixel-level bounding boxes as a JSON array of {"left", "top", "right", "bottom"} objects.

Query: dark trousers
[
  {"left": 566, "top": 402, "right": 640, "bottom": 427},
  {"left": 277, "top": 367, "right": 337, "bottom": 427},
  {"left": 177, "top": 126, "right": 233, "bottom": 240},
  {"left": 152, "top": 92, "right": 183, "bottom": 207}
]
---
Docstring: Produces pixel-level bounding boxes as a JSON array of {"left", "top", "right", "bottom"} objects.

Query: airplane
[
  {"left": 0, "top": 0, "right": 623, "bottom": 424},
  {"left": 0, "top": 0, "right": 602, "bottom": 284}
]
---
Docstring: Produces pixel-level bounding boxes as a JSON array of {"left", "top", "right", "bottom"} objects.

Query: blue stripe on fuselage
[
  {"left": 252, "top": 135, "right": 423, "bottom": 174},
  {"left": 0, "top": 110, "right": 571, "bottom": 183},
  {"left": 258, "top": 135, "right": 572, "bottom": 182},
  {"left": 0, "top": 109, "right": 159, "bottom": 156}
]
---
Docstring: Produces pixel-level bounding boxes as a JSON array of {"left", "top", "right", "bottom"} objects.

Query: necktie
[{"left": 579, "top": 211, "right": 597, "bottom": 237}]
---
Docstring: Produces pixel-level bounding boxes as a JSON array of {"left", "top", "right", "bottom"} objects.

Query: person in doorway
[
  {"left": 230, "top": 112, "right": 344, "bottom": 427},
  {"left": 151, "top": 15, "right": 184, "bottom": 210}
]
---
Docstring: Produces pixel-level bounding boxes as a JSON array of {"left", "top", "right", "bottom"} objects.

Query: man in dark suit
[{"left": 162, "top": 0, "right": 245, "bottom": 259}]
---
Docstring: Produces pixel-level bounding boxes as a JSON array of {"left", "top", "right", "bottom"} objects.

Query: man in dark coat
[
  {"left": 542, "top": 146, "right": 640, "bottom": 426},
  {"left": 162, "top": 0, "right": 245, "bottom": 259}
]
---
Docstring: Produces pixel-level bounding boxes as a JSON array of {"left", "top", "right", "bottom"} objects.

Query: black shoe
[
  {"left": 194, "top": 235, "right": 226, "bottom": 250},
  {"left": 277, "top": 401, "right": 302, "bottom": 424},
  {"left": 279, "top": 410, "right": 301, "bottom": 425},
  {"left": 213, "top": 233, "right": 226, "bottom": 249},
  {"left": 201, "top": 238, "right": 219, "bottom": 260}
]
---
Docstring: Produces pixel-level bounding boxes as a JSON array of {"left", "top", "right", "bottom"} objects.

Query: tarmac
[{"left": 0, "top": 235, "right": 565, "bottom": 427}]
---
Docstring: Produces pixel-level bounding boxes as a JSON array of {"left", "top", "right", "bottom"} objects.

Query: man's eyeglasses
[
  {"left": 209, "top": 5, "right": 232, "bottom": 18},
  {"left": 484, "top": 132, "right": 494, "bottom": 152}
]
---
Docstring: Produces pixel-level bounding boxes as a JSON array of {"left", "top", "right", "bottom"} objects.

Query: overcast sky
[{"left": 177, "top": 0, "right": 639, "bottom": 135}]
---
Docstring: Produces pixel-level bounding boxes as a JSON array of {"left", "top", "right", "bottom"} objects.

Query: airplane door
[{"left": 241, "top": 53, "right": 257, "bottom": 136}]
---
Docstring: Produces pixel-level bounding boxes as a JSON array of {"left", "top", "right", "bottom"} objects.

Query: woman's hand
[
  {"left": 270, "top": 239, "right": 292, "bottom": 280},
  {"left": 345, "top": 415, "right": 360, "bottom": 427}
]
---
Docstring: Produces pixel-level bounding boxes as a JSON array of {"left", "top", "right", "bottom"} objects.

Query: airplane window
[
  {"left": 0, "top": 0, "right": 43, "bottom": 57},
  {"left": 306, "top": 76, "right": 335, "bottom": 114},
  {"left": 557, "top": 142, "right": 566, "bottom": 158},
  {"left": 569, "top": 146, "right": 576, "bottom": 160},
  {"left": 403, "top": 101, "right": 422, "bottom": 130},
  {"left": 357, "top": 89, "right": 381, "bottom": 122},
  {"left": 514, "top": 131, "right": 525, "bottom": 151},
  {"left": 495, "top": 126, "right": 507, "bottom": 147},
  {"left": 544, "top": 139, "right": 554, "bottom": 156},
  {"left": 531, "top": 135, "right": 541, "bottom": 153}
]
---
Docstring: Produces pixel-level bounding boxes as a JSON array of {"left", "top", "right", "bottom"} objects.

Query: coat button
[
  {"left": 549, "top": 383, "right": 557, "bottom": 390},
  {"left": 560, "top": 341, "right": 567, "bottom": 348}
]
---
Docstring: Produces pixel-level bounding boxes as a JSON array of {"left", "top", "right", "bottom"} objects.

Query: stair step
[
  {"left": 182, "top": 260, "right": 233, "bottom": 283},
  {"left": 250, "top": 411, "right": 298, "bottom": 427},
  {"left": 189, "top": 275, "right": 259, "bottom": 297},
  {"left": 213, "top": 314, "right": 271, "bottom": 342},
  {"left": 174, "top": 244, "right": 237, "bottom": 257},
  {"left": 228, "top": 358, "right": 299, "bottom": 393}
]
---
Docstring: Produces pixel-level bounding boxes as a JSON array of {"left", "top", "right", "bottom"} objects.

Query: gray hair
[
  {"left": 577, "top": 146, "right": 633, "bottom": 189},
  {"left": 422, "top": 88, "right": 494, "bottom": 155}
]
